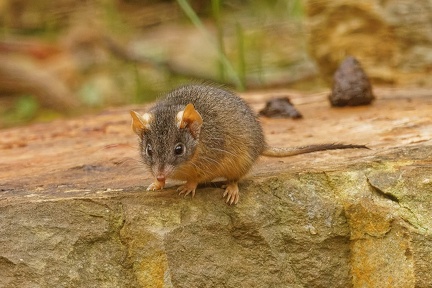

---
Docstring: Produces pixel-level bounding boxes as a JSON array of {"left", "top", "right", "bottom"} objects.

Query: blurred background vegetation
[{"left": 1, "top": 0, "right": 431, "bottom": 128}]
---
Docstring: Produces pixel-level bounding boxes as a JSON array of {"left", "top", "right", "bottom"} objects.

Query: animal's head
[{"left": 130, "top": 103, "right": 203, "bottom": 183}]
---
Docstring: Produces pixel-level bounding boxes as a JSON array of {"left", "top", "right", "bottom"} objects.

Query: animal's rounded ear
[
  {"left": 130, "top": 111, "right": 152, "bottom": 135},
  {"left": 176, "top": 103, "right": 203, "bottom": 139}
]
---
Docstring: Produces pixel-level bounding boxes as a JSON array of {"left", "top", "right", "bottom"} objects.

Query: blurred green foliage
[
  {"left": 1, "top": 95, "right": 38, "bottom": 126},
  {"left": 0, "top": 0, "right": 309, "bottom": 128}
]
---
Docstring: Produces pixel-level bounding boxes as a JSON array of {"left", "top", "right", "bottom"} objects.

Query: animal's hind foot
[{"left": 222, "top": 182, "right": 239, "bottom": 205}]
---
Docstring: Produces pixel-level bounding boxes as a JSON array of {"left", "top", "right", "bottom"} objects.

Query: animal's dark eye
[
  {"left": 174, "top": 143, "right": 185, "bottom": 156},
  {"left": 146, "top": 144, "right": 153, "bottom": 157}
]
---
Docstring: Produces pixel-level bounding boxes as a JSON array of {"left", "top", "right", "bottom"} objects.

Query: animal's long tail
[{"left": 261, "top": 143, "right": 368, "bottom": 157}]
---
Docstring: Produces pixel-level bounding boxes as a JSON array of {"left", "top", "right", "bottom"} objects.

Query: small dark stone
[
  {"left": 329, "top": 56, "right": 375, "bottom": 107},
  {"left": 259, "top": 97, "right": 303, "bottom": 119}
]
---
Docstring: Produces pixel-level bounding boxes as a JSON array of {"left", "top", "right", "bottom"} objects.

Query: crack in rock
[{"left": 366, "top": 177, "right": 400, "bottom": 203}]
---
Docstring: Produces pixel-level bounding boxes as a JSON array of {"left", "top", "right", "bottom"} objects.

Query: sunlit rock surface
[{"left": 1, "top": 88, "right": 431, "bottom": 287}]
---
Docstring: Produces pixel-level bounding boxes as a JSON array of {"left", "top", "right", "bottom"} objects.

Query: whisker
[
  {"left": 98, "top": 143, "right": 137, "bottom": 154},
  {"left": 114, "top": 157, "right": 141, "bottom": 167},
  {"left": 124, "top": 166, "right": 147, "bottom": 174}
]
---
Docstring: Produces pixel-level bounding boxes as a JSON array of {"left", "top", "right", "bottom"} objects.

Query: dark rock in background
[
  {"left": 329, "top": 56, "right": 375, "bottom": 107},
  {"left": 259, "top": 97, "right": 303, "bottom": 119}
]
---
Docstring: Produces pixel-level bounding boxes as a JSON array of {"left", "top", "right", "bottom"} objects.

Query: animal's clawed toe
[
  {"left": 177, "top": 186, "right": 196, "bottom": 197},
  {"left": 147, "top": 181, "right": 164, "bottom": 191},
  {"left": 222, "top": 182, "right": 239, "bottom": 205},
  {"left": 177, "top": 181, "right": 198, "bottom": 198}
]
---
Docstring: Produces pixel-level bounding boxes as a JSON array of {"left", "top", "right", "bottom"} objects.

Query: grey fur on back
[{"left": 165, "top": 85, "right": 265, "bottom": 158}]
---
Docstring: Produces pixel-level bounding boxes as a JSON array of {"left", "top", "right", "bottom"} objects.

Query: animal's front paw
[
  {"left": 222, "top": 182, "right": 239, "bottom": 205},
  {"left": 147, "top": 181, "right": 164, "bottom": 191},
  {"left": 177, "top": 181, "right": 198, "bottom": 198}
]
